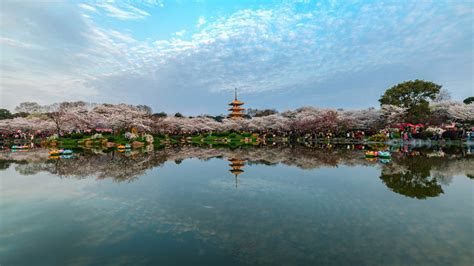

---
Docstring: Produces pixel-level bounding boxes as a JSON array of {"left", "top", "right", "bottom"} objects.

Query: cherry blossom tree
[{"left": 380, "top": 105, "right": 406, "bottom": 126}]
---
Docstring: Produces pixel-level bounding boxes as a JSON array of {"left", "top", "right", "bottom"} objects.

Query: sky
[{"left": 0, "top": 0, "right": 472, "bottom": 115}]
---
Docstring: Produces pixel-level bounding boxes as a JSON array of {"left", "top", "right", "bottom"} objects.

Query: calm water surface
[{"left": 1, "top": 146, "right": 473, "bottom": 265}]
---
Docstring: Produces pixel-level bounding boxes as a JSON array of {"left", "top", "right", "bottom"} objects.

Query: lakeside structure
[{"left": 228, "top": 88, "right": 245, "bottom": 120}]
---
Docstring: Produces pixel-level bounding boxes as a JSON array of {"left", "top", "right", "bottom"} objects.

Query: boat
[
  {"left": 12, "top": 145, "right": 29, "bottom": 149},
  {"left": 378, "top": 151, "right": 391, "bottom": 159},
  {"left": 60, "top": 154, "right": 74, "bottom": 159},
  {"left": 49, "top": 149, "right": 61, "bottom": 155},
  {"left": 379, "top": 158, "right": 392, "bottom": 164},
  {"left": 365, "top": 151, "right": 378, "bottom": 158},
  {"left": 117, "top": 144, "right": 131, "bottom": 150},
  {"left": 62, "top": 149, "right": 73, "bottom": 155}
]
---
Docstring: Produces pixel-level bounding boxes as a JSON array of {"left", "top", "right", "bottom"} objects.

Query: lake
[{"left": 1, "top": 144, "right": 473, "bottom": 265}]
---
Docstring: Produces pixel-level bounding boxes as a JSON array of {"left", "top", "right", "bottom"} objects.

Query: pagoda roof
[
  {"left": 229, "top": 100, "right": 244, "bottom": 105},
  {"left": 229, "top": 169, "right": 244, "bottom": 175},
  {"left": 228, "top": 107, "right": 245, "bottom": 111}
]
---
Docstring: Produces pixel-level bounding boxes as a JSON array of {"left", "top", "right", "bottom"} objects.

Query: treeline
[{"left": 0, "top": 80, "right": 472, "bottom": 137}]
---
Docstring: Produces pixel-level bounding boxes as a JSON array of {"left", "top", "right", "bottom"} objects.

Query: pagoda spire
[{"left": 234, "top": 87, "right": 237, "bottom": 100}]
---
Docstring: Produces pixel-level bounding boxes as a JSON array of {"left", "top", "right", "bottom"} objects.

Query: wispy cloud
[
  {"left": 96, "top": 3, "right": 150, "bottom": 20},
  {"left": 0, "top": 37, "right": 34, "bottom": 49},
  {"left": 197, "top": 16, "right": 206, "bottom": 27},
  {"left": 78, "top": 3, "right": 98, "bottom": 13},
  {"left": 175, "top": 30, "right": 186, "bottom": 37}
]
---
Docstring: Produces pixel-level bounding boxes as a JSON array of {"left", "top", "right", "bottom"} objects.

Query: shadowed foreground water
[{"left": 1, "top": 145, "right": 473, "bottom": 265}]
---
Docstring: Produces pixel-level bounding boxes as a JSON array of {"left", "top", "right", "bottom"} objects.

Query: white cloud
[
  {"left": 175, "top": 30, "right": 187, "bottom": 37},
  {"left": 78, "top": 3, "right": 98, "bottom": 13},
  {"left": 0, "top": 37, "right": 34, "bottom": 49},
  {"left": 96, "top": 3, "right": 150, "bottom": 20},
  {"left": 197, "top": 16, "right": 206, "bottom": 27}
]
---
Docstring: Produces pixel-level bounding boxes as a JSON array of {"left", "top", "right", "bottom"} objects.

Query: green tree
[
  {"left": 463, "top": 96, "right": 474, "bottom": 104},
  {"left": 13, "top": 112, "right": 29, "bottom": 118},
  {"left": 152, "top": 112, "right": 167, "bottom": 118},
  {"left": 379, "top": 80, "right": 442, "bottom": 123},
  {"left": 0, "top": 109, "right": 13, "bottom": 120}
]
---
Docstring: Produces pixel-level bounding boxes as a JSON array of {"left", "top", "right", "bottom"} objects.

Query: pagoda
[
  {"left": 228, "top": 88, "right": 245, "bottom": 120},
  {"left": 228, "top": 158, "right": 245, "bottom": 188}
]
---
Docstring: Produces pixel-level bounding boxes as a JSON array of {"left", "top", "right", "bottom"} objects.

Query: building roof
[{"left": 229, "top": 100, "right": 244, "bottom": 105}]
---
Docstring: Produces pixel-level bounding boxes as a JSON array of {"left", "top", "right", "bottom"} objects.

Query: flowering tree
[
  {"left": 341, "top": 108, "right": 381, "bottom": 130},
  {"left": 89, "top": 104, "right": 152, "bottom": 132},
  {"left": 0, "top": 117, "right": 55, "bottom": 132},
  {"left": 431, "top": 101, "right": 474, "bottom": 125},
  {"left": 380, "top": 105, "right": 406, "bottom": 126}
]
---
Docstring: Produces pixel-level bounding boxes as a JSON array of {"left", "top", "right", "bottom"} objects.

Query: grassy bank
[{"left": 3, "top": 131, "right": 470, "bottom": 151}]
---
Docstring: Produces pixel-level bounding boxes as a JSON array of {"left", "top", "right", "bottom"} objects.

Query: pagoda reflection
[{"left": 228, "top": 157, "right": 246, "bottom": 188}]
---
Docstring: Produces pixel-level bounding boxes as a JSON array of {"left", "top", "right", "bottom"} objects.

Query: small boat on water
[
  {"left": 62, "top": 149, "right": 73, "bottom": 155},
  {"left": 378, "top": 151, "right": 391, "bottom": 159},
  {"left": 365, "top": 151, "right": 378, "bottom": 158},
  {"left": 12, "top": 145, "right": 29, "bottom": 150},
  {"left": 49, "top": 149, "right": 73, "bottom": 155},
  {"left": 117, "top": 144, "right": 131, "bottom": 150},
  {"left": 365, "top": 150, "right": 391, "bottom": 159},
  {"left": 49, "top": 149, "right": 62, "bottom": 155}
]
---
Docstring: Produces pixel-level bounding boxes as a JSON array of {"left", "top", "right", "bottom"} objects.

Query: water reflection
[
  {"left": 1, "top": 145, "right": 473, "bottom": 265},
  {"left": 228, "top": 158, "right": 245, "bottom": 188},
  {"left": 380, "top": 156, "right": 444, "bottom": 199},
  {"left": 1, "top": 145, "right": 472, "bottom": 199}
]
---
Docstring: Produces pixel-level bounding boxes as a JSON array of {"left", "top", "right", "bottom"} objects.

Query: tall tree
[
  {"left": 379, "top": 80, "right": 442, "bottom": 123},
  {"left": 463, "top": 97, "right": 474, "bottom": 104},
  {"left": 0, "top": 109, "right": 13, "bottom": 120},
  {"left": 15, "top": 102, "right": 43, "bottom": 114}
]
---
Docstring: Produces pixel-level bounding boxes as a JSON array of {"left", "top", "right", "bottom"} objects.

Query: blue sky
[{"left": 0, "top": 0, "right": 472, "bottom": 115}]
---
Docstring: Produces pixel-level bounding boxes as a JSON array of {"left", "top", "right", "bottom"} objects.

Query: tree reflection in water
[
  {"left": 379, "top": 156, "right": 444, "bottom": 199},
  {"left": 1, "top": 145, "right": 472, "bottom": 198}
]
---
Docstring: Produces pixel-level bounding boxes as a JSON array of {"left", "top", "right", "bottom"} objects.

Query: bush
[
  {"left": 69, "top": 133, "right": 84, "bottom": 139},
  {"left": 212, "top": 132, "right": 229, "bottom": 137},
  {"left": 368, "top": 133, "right": 388, "bottom": 142},
  {"left": 124, "top": 132, "right": 138, "bottom": 140},
  {"left": 412, "top": 131, "right": 434, "bottom": 140},
  {"left": 442, "top": 130, "right": 461, "bottom": 140},
  {"left": 91, "top": 133, "right": 103, "bottom": 139},
  {"left": 107, "top": 135, "right": 120, "bottom": 142},
  {"left": 391, "top": 132, "right": 401, "bottom": 139},
  {"left": 47, "top": 134, "right": 58, "bottom": 141},
  {"left": 144, "top": 133, "right": 154, "bottom": 144}
]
